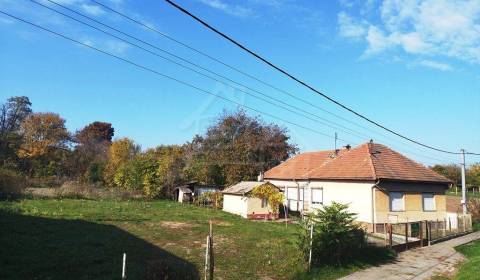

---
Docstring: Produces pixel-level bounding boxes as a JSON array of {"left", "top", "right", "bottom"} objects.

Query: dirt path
[{"left": 341, "top": 231, "right": 480, "bottom": 280}]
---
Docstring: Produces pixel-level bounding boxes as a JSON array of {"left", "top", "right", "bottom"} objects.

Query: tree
[
  {"left": 0, "top": 96, "right": 32, "bottom": 164},
  {"left": 16, "top": 112, "right": 70, "bottom": 178},
  {"left": 103, "top": 138, "right": 140, "bottom": 187},
  {"left": 467, "top": 163, "right": 480, "bottom": 187},
  {"left": 185, "top": 110, "right": 297, "bottom": 185},
  {"left": 431, "top": 164, "right": 461, "bottom": 186},
  {"left": 17, "top": 113, "right": 70, "bottom": 158},
  {"left": 73, "top": 122, "right": 114, "bottom": 182},
  {"left": 152, "top": 145, "right": 185, "bottom": 198},
  {"left": 299, "top": 202, "right": 366, "bottom": 266}
]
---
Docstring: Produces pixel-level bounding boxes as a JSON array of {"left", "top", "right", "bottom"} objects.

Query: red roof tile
[{"left": 264, "top": 142, "right": 451, "bottom": 184}]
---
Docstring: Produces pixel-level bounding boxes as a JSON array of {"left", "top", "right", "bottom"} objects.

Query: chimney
[
  {"left": 344, "top": 144, "right": 351, "bottom": 150},
  {"left": 257, "top": 171, "right": 264, "bottom": 182}
]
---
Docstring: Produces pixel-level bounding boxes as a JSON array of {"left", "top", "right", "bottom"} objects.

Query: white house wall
[
  {"left": 267, "top": 179, "right": 374, "bottom": 223},
  {"left": 223, "top": 194, "right": 248, "bottom": 218}
]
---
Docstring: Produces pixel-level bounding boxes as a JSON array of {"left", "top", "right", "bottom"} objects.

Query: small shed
[
  {"left": 173, "top": 186, "right": 193, "bottom": 203},
  {"left": 173, "top": 181, "right": 221, "bottom": 203},
  {"left": 222, "top": 181, "right": 280, "bottom": 219}
]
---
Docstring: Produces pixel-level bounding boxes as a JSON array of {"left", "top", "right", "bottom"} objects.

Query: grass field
[{"left": 0, "top": 199, "right": 393, "bottom": 280}]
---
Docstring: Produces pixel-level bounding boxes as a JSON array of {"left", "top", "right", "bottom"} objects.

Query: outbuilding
[{"left": 222, "top": 181, "right": 279, "bottom": 219}]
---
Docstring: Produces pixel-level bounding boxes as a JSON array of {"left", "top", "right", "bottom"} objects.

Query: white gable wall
[
  {"left": 223, "top": 194, "right": 248, "bottom": 218},
  {"left": 267, "top": 179, "right": 374, "bottom": 223}
]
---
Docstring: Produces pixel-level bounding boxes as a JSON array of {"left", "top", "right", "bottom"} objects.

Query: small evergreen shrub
[{"left": 298, "top": 202, "right": 366, "bottom": 266}]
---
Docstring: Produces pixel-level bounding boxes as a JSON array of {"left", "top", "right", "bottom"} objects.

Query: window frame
[
  {"left": 261, "top": 198, "right": 268, "bottom": 208},
  {"left": 389, "top": 191, "right": 405, "bottom": 212},
  {"left": 311, "top": 188, "right": 323, "bottom": 205},
  {"left": 422, "top": 193, "right": 436, "bottom": 212}
]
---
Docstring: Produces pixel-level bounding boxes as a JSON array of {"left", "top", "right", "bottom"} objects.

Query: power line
[
  {"left": 88, "top": 1, "right": 391, "bottom": 142},
  {"left": 87, "top": 0, "right": 468, "bottom": 161},
  {"left": 0, "top": 10, "right": 348, "bottom": 144},
  {"left": 163, "top": 0, "right": 479, "bottom": 156},
  {"left": 33, "top": 0, "right": 363, "bottom": 144},
  {"left": 40, "top": 0, "right": 458, "bottom": 162},
  {"left": 33, "top": 0, "right": 463, "bottom": 164}
]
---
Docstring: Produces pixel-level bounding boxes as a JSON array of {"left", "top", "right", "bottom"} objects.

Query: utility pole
[{"left": 461, "top": 149, "right": 467, "bottom": 215}]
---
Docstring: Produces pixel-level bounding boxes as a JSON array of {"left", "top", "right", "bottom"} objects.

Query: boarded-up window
[
  {"left": 311, "top": 189, "right": 323, "bottom": 205},
  {"left": 389, "top": 192, "right": 404, "bottom": 211},
  {"left": 422, "top": 193, "right": 435, "bottom": 211}
]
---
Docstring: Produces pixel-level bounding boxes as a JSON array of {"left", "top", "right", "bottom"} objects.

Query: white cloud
[
  {"left": 198, "top": 0, "right": 254, "bottom": 18},
  {"left": 417, "top": 59, "right": 453, "bottom": 71},
  {"left": 339, "top": 0, "right": 480, "bottom": 65},
  {"left": 81, "top": 4, "right": 105, "bottom": 16},
  {"left": 338, "top": 12, "right": 366, "bottom": 39}
]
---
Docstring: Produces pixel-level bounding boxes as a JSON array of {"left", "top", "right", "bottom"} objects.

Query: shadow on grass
[
  {"left": 0, "top": 209, "right": 199, "bottom": 280},
  {"left": 293, "top": 245, "right": 396, "bottom": 280}
]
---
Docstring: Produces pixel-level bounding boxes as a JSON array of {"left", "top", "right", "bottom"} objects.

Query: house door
[{"left": 287, "top": 187, "right": 303, "bottom": 212}]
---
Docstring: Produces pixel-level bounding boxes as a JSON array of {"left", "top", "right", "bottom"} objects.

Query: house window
[
  {"left": 422, "top": 193, "right": 436, "bottom": 211},
  {"left": 389, "top": 192, "right": 404, "bottom": 212},
  {"left": 287, "top": 188, "right": 297, "bottom": 200},
  {"left": 261, "top": 198, "right": 268, "bottom": 208},
  {"left": 311, "top": 189, "right": 323, "bottom": 205}
]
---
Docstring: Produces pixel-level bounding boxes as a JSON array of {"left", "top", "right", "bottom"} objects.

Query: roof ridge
[{"left": 377, "top": 144, "right": 452, "bottom": 182}]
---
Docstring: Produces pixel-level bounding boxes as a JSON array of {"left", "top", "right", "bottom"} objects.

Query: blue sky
[{"left": 0, "top": 0, "right": 479, "bottom": 166}]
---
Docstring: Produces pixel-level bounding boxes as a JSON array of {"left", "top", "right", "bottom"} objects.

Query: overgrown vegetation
[
  {"left": 431, "top": 163, "right": 480, "bottom": 190},
  {"left": 0, "top": 96, "right": 297, "bottom": 199},
  {"left": 250, "top": 182, "right": 284, "bottom": 216},
  {"left": 195, "top": 191, "right": 223, "bottom": 209}
]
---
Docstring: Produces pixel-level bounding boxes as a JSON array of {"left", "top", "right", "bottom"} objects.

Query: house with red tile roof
[{"left": 263, "top": 141, "right": 452, "bottom": 232}]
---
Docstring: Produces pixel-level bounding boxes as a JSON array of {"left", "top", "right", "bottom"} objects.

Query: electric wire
[
  {"left": 0, "top": 10, "right": 354, "bottom": 146},
  {"left": 163, "top": 0, "right": 480, "bottom": 156}
]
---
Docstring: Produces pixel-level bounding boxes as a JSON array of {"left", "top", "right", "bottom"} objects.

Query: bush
[
  {"left": 468, "top": 198, "right": 480, "bottom": 223},
  {"left": 0, "top": 169, "right": 25, "bottom": 199},
  {"left": 195, "top": 191, "right": 223, "bottom": 209},
  {"left": 298, "top": 202, "right": 366, "bottom": 266}
]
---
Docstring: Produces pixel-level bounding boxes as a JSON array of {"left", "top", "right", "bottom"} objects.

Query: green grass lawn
[
  {"left": 0, "top": 199, "right": 393, "bottom": 280},
  {"left": 453, "top": 240, "right": 480, "bottom": 280}
]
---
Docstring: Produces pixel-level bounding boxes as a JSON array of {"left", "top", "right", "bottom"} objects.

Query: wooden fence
[{"left": 375, "top": 214, "right": 473, "bottom": 252}]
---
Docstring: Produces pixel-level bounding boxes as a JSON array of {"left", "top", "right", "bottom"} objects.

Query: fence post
[
  {"left": 308, "top": 223, "right": 314, "bottom": 271},
  {"left": 405, "top": 223, "right": 408, "bottom": 250},
  {"left": 389, "top": 224, "right": 393, "bottom": 248},
  {"left": 122, "top": 253, "right": 126, "bottom": 280},
  {"left": 443, "top": 218, "right": 447, "bottom": 237},
  {"left": 384, "top": 223, "right": 387, "bottom": 246},
  {"left": 419, "top": 222, "right": 424, "bottom": 247},
  {"left": 208, "top": 221, "right": 214, "bottom": 280},
  {"left": 429, "top": 221, "right": 432, "bottom": 245},
  {"left": 204, "top": 235, "right": 210, "bottom": 280},
  {"left": 448, "top": 217, "right": 451, "bottom": 233}
]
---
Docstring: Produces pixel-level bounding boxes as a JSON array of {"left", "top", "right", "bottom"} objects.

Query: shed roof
[
  {"left": 222, "top": 181, "right": 274, "bottom": 195},
  {"left": 173, "top": 186, "right": 192, "bottom": 193}
]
